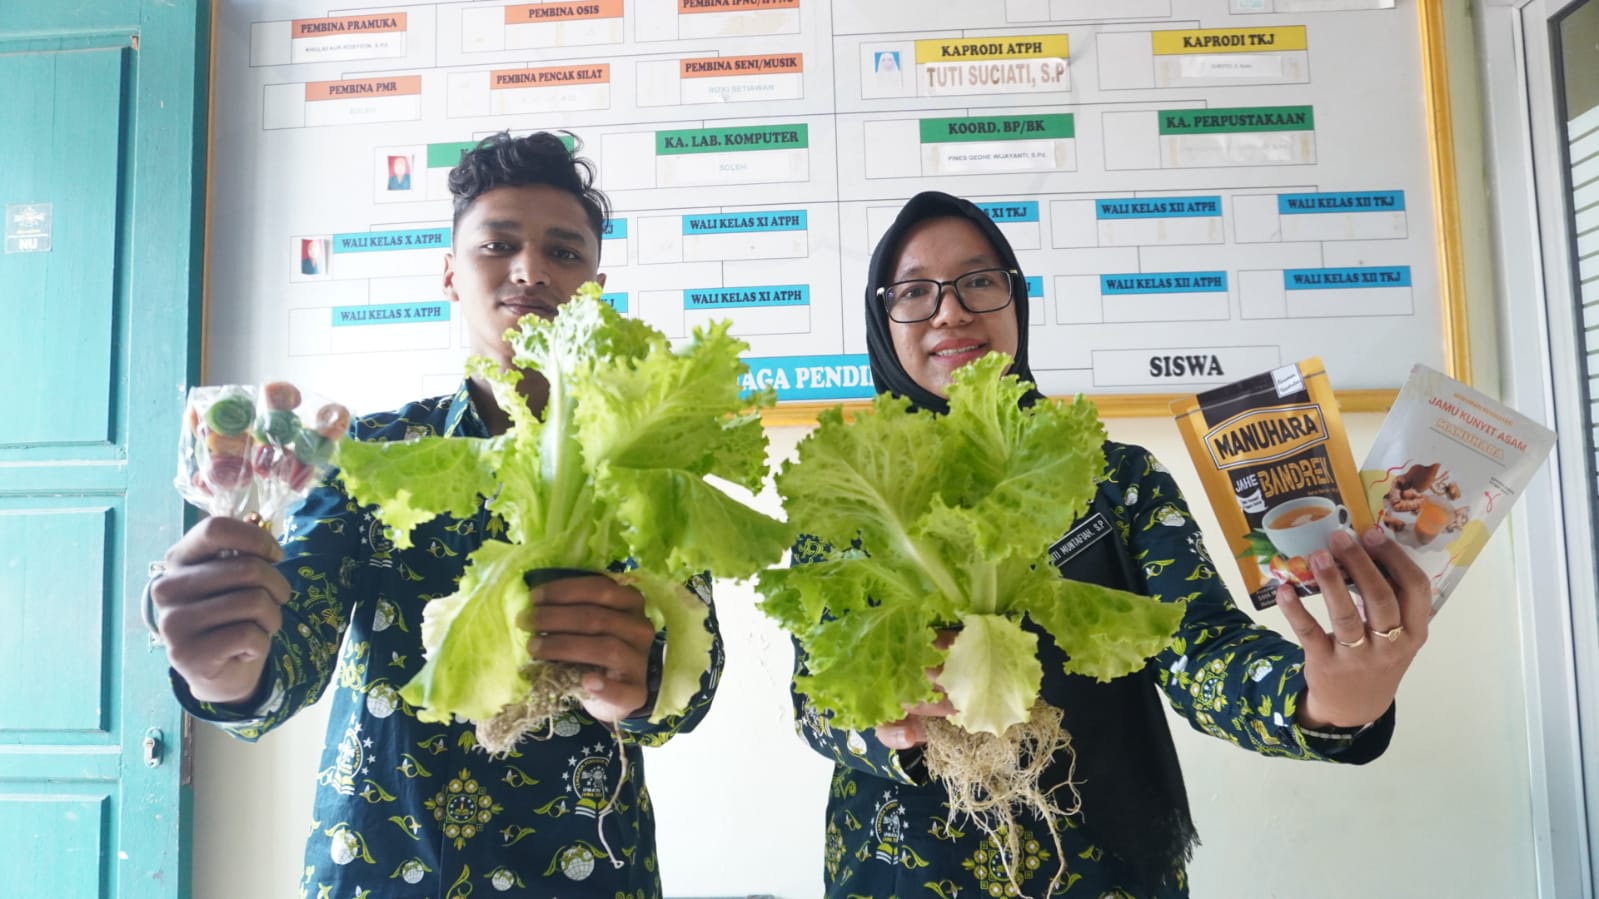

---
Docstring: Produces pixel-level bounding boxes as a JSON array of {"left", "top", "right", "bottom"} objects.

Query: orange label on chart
[
  {"left": 679, "top": 0, "right": 799, "bottom": 12},
  {"left": 491, "top": 65, "right": 611, "bottom": 88},
  {"left": 304, "top": 76, "right": 422, "bottom": 102},
  {"left": 679, "top": 53, "right": 803, "bottom": 78},
  {"left": 505, "top": 0, "right": 624, "bottom": 23},
  {"left": 291, "top": 13, "right": 408, "bottom": 37}
]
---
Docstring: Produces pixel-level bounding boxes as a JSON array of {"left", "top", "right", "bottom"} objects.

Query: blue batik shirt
[
  {"left": 173, "top": 382, "right": 723, "bottom": 898},
  {"left": 794, "top": 443, "right": 1393, "bottom": 898}
]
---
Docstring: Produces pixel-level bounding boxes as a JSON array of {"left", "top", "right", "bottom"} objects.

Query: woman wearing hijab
[{"left": 791, "top": 191, "right": 1432, "bottom": 897}]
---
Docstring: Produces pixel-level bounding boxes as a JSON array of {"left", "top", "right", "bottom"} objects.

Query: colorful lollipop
[{"left": 176, "top": 381, "right": 349, "bottom": 528}]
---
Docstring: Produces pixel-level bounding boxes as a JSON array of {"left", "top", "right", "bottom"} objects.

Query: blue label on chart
[
  {"left": 1100, "top": 272, "right": 1228, "bottom": 295},
  {"left": 332, "top": 228, "right": 451, "bottom": 254},
  {"left": 682, "top": 210, "right": 808, "bottom": 234},
  {"left": 1096, "top": 196, "right": 1221, "bottom": 219},
  {"left": 1278, "top": 191, "right": 1405, "bottom": 214},
  {"left": 741, "top": 354, "right": 874, "bottom": 401},
  {"left": 332, "top": 302, "right": 450, "bottom": 326},
  {"left": 1283, "top": 266, "right": 1411, "bottom": 289}
]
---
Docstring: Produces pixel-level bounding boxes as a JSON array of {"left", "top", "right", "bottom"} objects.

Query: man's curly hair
[{"left": 447, "top": 130, "right": 611, "bottom": 248}]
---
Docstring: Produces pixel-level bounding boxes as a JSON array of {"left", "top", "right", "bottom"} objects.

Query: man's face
[
  {"left": 444, "top": 184, "right": 604, "bottom": 371},
  {"left": 886, "top": 216, "right": 1019, "bottom": 398}
]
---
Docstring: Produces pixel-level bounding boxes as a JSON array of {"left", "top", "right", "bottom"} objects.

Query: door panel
[
  {"left": 0, "top": 507, "right": 114, "bottom": 732},
  {"left": 0, "top": 3, "right": 209, "bottom": 898},
  {"left": 0, "top": 796, "right": 110, "bottom": 896},
  {"left": 0, "top": 40, "right": 140, "bottom": 899},
  {"left": 1, "top": 49, "right": 122, "bottom": 447}
]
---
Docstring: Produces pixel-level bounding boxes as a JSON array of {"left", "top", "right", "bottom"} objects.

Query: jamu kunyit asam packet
[
  {"left": 1172, "top": 358, "right": 1371, "bottom": 610},
  {"left": 1360, "top": 363, "right": 1555, "bottom": 612}
]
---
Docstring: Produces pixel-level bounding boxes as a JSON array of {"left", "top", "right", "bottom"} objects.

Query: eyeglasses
[{"left": 876, "top": 268, "right": 1018, "bottom": 324}]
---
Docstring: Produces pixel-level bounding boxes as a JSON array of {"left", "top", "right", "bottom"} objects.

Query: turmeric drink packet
[
  {"left": 1172, "top": 358, "right": 1371, "bottom": 610},
  {"left": 1360, "top": 363, "right": 1555, "bottom": 613}
]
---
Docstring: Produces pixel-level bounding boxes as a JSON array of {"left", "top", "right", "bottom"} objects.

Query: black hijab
[
  {"left": 864, "top": 191, "right": 1198, "bottom": 888},
  {"left": 863, "top": 191, "right": 1045, "bottom": 413}
]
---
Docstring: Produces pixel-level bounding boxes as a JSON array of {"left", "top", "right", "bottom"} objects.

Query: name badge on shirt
[{"left": 1048, "top": 512, "right": 1111, "bottom": 570}]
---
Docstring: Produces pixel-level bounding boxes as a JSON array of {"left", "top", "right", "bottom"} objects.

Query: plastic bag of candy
[{"left": 176, "top": 381, "right": 350, "bottom": 526}]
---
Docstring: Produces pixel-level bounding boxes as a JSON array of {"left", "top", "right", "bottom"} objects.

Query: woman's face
[{"left": 885, "top": 216, "right": 1020, "bottom": 398}]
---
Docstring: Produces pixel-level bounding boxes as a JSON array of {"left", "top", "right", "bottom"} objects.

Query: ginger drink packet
[
  {"left": 1360, "top": 364, "right": 1555, "bottom": 612},
  {"left": 1172, "top": 358, "right": 1371, "bottom": 610}
]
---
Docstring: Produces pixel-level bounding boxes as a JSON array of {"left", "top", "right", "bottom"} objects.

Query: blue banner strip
[
  {"left": 978, "top": 201, "right": 1041, "bottom": 223},
  {"left": 331, "top": 228, "right": 451, "bottom": 254},
  {"left": 1278, "top": 191, "right": 1405, "bottom": 215},
  {"left": 686, "top": 285, "right": 809, "bottom": 309},
  {"left": 682, "top": 210, "right": 808, "bottom": 234},
  {"left": 1095, "top": 196, "right": 1222, "bottom": 220},
  {"left": 1099, "top": 272, "right": 1228, "bottom": 295},
  {"left": 331, "top": 302, "right": 450, "bottom": 327},
  {"left": 1283, "top": 266, "right": 1412, "bottom": 289},
  {"left": 741, "top": 354, "right": 874, "bottom": 401}
]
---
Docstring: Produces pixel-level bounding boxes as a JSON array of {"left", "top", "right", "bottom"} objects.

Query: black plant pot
[{"left": 523, "top": 567, "right": 600, "bottom": 590}]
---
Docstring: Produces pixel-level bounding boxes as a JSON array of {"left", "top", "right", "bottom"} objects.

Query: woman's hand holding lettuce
[
  {"left": 758, "top": 353, "right": 1182, "bottom": 736},
  {"left": 756, "top": 353, "right": 1183, "bottom": 897}
]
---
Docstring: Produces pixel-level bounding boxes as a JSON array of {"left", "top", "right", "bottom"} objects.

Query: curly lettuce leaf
[
  {"left": 758, "top": 352, "right": 1181, "bottom": 734},
  {"left": 335, "top": 437, "right": 498, "bottom": 549},
  {"left": 598, "top": 467, "right": 792, "bottom": 582},
  {"left": 399, "top": 537, "right": 537, "bottom": 722},
  {"left": 1020, "top": 580, "right": 1186, "bottom": 683},
  {"left": 770, "top": 395, "right": 955, "bottom": 596},
  {"left": 942, "top": 614, "right": 1042, "bottom": 737},
  {"left": 572, "top": 318, "right": 773, "bottom": 491},
  {"left": 940, "top": 356, "right": 1108, "bottom": 559},
  {"left": 340, "top": 283, "right": 790, "bottom": 726},
  {"left": 617, "top": 568, "right": 718, "bottom": 722},
  {"left": 797, "top": 595, "right": 948, "bottom": 732},
  {"left": 758, "top": 552, "right": 881, "bottom": 638},
  {"left": 508, "top": 286, "right": 662, "bottom": 380}
]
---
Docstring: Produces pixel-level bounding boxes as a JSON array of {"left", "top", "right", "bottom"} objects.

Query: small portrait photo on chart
[
  {"left": 860, "top": 44, "right": 912, "bottom": 99},
  {"left": 374, "top": 145, "right": 425, "bottom": 203},
  {"left": 874, "top": 50, "right": 902, "bottom": 81},
  {"left": 293, "top": 236, "right": 332, "bottom": 282},
  {"left": 386, "top": 155, "right": 413, "bottom": 192}
]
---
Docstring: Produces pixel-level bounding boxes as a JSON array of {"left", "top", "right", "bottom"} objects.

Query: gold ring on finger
[
  {"left": 1336, "top": 634, "right": 1367, "bottom": 649},
  {"left": 1370, "top": 625, "right": 1404, "bottom": 642}
]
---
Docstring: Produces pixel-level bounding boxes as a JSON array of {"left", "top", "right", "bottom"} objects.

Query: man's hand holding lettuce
[{"left": 337, "top": 283, "right": 791, "bottom": 750}]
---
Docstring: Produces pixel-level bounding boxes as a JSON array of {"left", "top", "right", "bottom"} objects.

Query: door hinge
[{"left": 180, "top": 714, "right": 194, "bottom": 786}]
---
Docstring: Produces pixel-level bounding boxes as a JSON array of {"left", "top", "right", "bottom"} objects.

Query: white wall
[{"left": 195, "top": 4, "right": 1543, "bottom": 897}]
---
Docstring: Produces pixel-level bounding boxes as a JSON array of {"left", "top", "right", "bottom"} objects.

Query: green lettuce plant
[
  {"left": 337, "top": 283, "right": 791, "bottom": 741},
  {"left": 757, "top": 352, "right": 1182, "bottom": 736},
  {"left": 756, "top": 352, "right": 1185, "bottom": 896}
]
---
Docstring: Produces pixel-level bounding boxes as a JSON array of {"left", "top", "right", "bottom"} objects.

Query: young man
[{"left": 150, "top": 131, "right": 722, "bottom": 896}]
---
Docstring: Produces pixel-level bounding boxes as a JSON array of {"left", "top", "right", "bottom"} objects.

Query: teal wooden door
[{"left": 0, "top": 3, "right": 209, "bottom": 897}]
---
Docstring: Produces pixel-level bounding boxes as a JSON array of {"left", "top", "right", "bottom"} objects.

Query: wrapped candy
[
  {"left": 178, "top": 385, "right": 259, "bottom": 517},
  {"left": 176, "top": 381, "right": 350, "bottom": 528}
]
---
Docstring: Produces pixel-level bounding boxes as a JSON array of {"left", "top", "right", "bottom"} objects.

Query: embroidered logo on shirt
[
  {"left": 872, "top": 792, "right": 907, "bottom": 864},
  {"left": 569, "top": 744, "right": 617, "bottom": 818}
]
